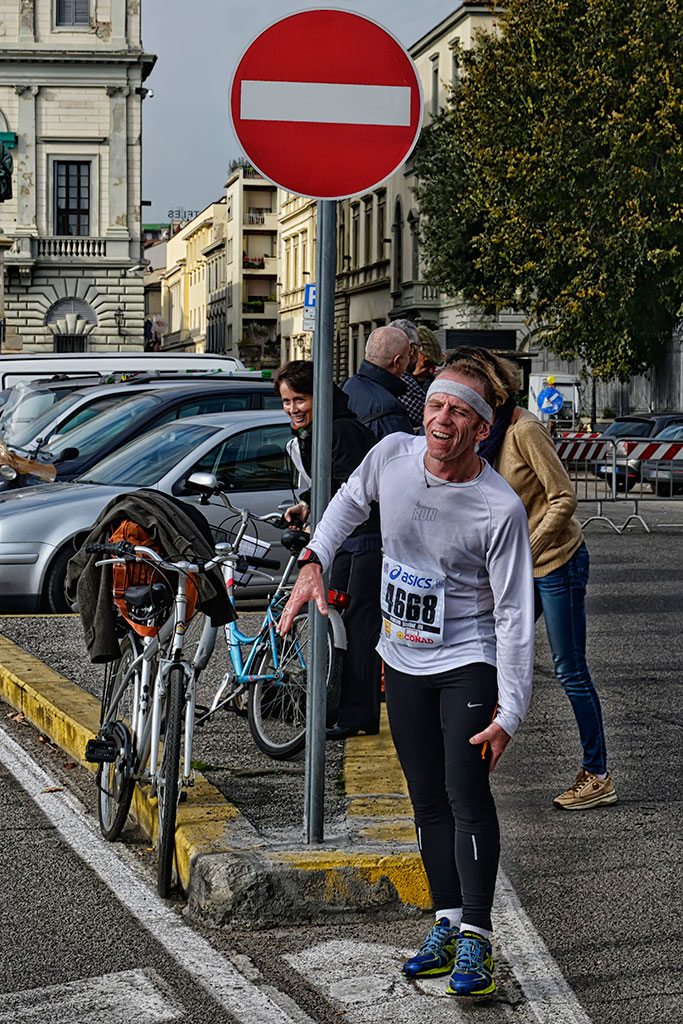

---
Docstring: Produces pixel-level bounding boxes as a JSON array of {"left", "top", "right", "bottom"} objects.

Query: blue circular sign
[{"left": 537, "top": 387, "right": 564, "bottom": 415}]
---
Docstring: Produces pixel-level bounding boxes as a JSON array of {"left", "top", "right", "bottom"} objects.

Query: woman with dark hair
[
  {"left": 275, "top": 360, "right": 383, "bottom": 739},
  {"left": 445, "top": 347, "right": 617, "bottom": 810}
]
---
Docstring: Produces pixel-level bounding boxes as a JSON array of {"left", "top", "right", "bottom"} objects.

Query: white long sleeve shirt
[{"left": 307, "top": 433, "right": 535, "bottom": 736}]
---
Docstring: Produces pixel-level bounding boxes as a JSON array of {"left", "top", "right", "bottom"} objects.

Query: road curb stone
[{"left": 0, "top": 632, "right": 430, "bottom": 926}]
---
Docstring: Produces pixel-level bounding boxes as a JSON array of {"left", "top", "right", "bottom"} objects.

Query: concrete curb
[{"left": 0, "top": 633, "right": 430, "bottom": 925}]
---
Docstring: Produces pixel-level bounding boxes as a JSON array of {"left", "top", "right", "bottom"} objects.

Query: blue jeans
[{"left": 534, "top": 543, "right": 607, "bottom": 775}]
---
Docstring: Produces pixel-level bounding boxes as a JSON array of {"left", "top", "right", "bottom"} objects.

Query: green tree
[{"left": 414, "top": 0, "right": 683, "bottom": 380}]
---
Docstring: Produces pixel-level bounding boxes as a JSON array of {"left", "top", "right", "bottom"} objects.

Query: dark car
[
  {"left": 597, "top": 413, "right": 683, "bottom": 490},
  {"left": 8, "top": 382, "right": 284, "bottom": 487}
]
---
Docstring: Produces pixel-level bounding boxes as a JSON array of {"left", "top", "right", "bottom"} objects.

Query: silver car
[{"left": 0, "top": 410, "right": 296, "bottom": 613}]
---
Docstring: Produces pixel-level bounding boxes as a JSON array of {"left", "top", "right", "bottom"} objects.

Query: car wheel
[{"left": 44, "top": 542, "right": 76, "bottom": 613}]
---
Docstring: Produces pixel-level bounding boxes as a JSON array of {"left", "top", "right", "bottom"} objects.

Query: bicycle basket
[{"left": 109, "top": 518, "right": 197, "bottom": 636}]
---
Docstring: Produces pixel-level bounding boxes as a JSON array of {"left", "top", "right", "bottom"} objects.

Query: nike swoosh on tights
[{"left": 467, "top": 702, "right": 483, "bottom": 708}]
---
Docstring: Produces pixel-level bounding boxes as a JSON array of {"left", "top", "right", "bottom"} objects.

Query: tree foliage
[{"left": 413, "top": 0, "right": 683, "bottom": 380}]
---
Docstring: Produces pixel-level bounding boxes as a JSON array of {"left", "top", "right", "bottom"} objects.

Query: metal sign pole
[{"left": 304, "top": 199, "right": 336, "bottom": 844}]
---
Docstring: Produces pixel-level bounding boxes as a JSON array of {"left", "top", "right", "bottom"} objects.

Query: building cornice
[
  {"left": 0, "top": 50, "right": 156, "bottom": 78},
  {"left": 410, "top": 2, "right": 502, "bottom": 58}
]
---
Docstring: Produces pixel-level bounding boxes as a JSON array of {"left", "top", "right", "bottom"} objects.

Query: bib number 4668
[{"left": 384, "top": 583, "right": 437, "bottom": 624}]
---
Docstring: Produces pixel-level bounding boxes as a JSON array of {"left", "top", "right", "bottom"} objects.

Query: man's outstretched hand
[
  {"left": 278, "top": 563, "right": 328, "bottom": 634},
  {"left": 469, "top": 722, "right": 510, "bottom": 773}
]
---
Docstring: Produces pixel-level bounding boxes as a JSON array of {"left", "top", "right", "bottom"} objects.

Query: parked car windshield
[
  {"left": 653, "top": 424, "right": 683, "bottom": 442},
  {"left": 42, "top": 394, "right": 161, "bottom": 463},
  {"left": 3, "top": 390, "right": 87, "bottom": 448},
  {"left": 602, "top": 419, "right": 654, "bottom": 438},
  {"left": 80, "top": 422, "right": 218, "bottom": 487}
]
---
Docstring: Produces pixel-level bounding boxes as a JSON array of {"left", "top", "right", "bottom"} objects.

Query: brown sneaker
[{"left": 553, "top": 768, "right": 618, "bottom": 810}]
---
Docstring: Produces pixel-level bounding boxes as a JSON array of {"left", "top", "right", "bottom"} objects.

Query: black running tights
[{"left": 384, "top": 662, "right": 500, "bottom": 931}]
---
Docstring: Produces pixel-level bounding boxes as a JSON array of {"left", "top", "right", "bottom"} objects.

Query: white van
[{"left": 0, "top": 352, "right": 246, "bottom": 390}]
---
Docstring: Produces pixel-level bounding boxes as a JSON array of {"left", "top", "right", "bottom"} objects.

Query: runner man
[{"left": 279, "top": 365, "right": 535, "bottom": 1000}]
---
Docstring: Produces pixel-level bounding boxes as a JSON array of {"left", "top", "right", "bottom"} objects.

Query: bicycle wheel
[
  {"left": 248, "top": 612, "right": 343, "bottom": 760},
  {"left": 156, "top": 664, "right": 185, "bottom": 898},
  {"left": 97, "top": 633, "right": 138, "bottom": 841}
]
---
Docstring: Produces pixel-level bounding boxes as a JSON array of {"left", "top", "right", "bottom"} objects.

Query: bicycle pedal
[{"left": 85, "top": 736, "right": 117, "bottom": 763}]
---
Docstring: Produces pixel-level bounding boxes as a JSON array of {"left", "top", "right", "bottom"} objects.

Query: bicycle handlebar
[{"left": 86, "top": 540, "right": 280, "bottom": 574}]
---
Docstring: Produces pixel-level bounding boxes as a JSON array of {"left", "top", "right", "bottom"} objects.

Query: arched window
[
  {"left": 46, "top": 298, "right": 97, "bottom": 352},
  {"left": 392, "top": 199, "right": 403, "bottom": 293},
  {"left": 46, "top": 298, "right": 97, "bottom": 326}
]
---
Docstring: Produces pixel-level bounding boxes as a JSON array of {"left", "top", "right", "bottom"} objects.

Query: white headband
[{"left": 425, "top": 379, "right": 494, "bottom": 424}]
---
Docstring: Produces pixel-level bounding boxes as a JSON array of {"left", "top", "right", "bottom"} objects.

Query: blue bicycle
[{"left": 193, "top": 473, "right": 347, "bottom": 760}]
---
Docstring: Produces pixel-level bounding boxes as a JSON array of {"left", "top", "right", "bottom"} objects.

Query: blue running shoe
[
  {"left": 402, "top": 918, "right": 458, "bottom": 978},
  {"left": 447, "top": 931, "right": 495, "bottom": 998}
]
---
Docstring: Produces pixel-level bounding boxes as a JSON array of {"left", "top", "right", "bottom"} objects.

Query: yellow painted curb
[
  {"left": 0, "top": 633, "right": 431, "bottom": 916},
  {"left": 0, "top": 633, "right": 245, "bottom": 891},
  {"left": 271, "top": 850, "right": 430, "bottom": 908}
]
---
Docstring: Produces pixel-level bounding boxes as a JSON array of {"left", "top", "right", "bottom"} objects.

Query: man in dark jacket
[
  {"left": 277, "top": 361, "right": 383, "bottom": 739},
  {"left": 342, "top": 326, "right": 413, "bottom": 439}
]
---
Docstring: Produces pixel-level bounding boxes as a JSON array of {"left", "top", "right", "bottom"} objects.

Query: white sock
[
  {"left": 435, "top": 907, "right": 462, "bottom": 930},
  {"left": 460, "top": 922, "right": 491, "bottom": 940},
  {"left": 595, "top": 771, "right": 608, "bottom": 781}
]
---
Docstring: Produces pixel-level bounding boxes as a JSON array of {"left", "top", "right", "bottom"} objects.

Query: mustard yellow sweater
[{"left": 494, "top": 408, "right": 583, "bottom": 578}]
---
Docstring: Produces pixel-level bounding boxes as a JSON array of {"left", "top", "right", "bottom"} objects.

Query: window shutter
[
  {"left": 56, "top": 0, "right": 71, "bottom": 24},
  {"left": 74, "top": 0, "right": 89, "bottom": 24}
]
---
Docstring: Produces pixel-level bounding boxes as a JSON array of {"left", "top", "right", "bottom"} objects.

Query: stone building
[
  {"left": 0, "top": 0, "right": 155, "bottom": 351},
  {"left": 225, "top": 162, "right": 279, "bottom": 366}
]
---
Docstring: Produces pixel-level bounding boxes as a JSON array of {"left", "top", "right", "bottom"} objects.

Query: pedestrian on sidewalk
[
  {"left": 413, "top": 325, "right": 445, "bottom": 392},
  {"left": 342, "top": 326, "right": 414, "bottom": 439},
  {"left": 275, "top": 360, "right": 383, "bottom": 740},
  {"left": 278, "top": 366, "right": 535, "bottom": 1000},
  {"left": 445, "top": 347, "right": 617, "bottom": 811},
  {"left": 391, "top": 318, "right": 427, "bottom": 431}
]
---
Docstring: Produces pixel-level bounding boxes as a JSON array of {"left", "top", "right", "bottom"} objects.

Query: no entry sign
[{"left": 230, "top": 9, "right": 423, "bottom": 200}]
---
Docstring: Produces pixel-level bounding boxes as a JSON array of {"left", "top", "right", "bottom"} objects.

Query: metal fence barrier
[{"left": 554, "top": 433, "right": 683, "bottom": 534}]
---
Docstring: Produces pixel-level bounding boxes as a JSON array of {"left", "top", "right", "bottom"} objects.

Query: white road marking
[
  {"left": 0, "top": 726, "right": 313, "bottom": 1024},
  {"left": 284, "top": 940, "right": 470, "bottom": 1024},
  {"left": 239, "top": 81, "right": 412, "bottom": 126},
  {"left": 493, "top": 869, "right": 593, "bottom": 1023},
  {"left": 0, "top": 969, "right": 181, "bottom": 1024}
]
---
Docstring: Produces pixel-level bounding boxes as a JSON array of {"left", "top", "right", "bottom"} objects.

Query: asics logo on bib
[{"left": 388, "top": 564, "right": 433, "bottom": 589}]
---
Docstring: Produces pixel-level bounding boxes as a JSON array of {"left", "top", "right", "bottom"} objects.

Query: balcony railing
[
  {"left": 37, "top": 236, "right": 108, "bottom": 258},
  {"left": 243, "top": 255, "right": 265, "bottom": 269}
]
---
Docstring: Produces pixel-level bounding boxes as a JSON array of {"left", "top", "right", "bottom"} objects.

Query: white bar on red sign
[{"left": 240, "top": 80, "right": 412, "bottom": 126}]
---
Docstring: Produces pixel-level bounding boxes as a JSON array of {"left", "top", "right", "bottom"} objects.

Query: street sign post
[
  {"left": 303, "top": 283, "right": 316, "bottom": 332},
  {"left": 230, "top": 10, "right": 423, "bottom": 844}
]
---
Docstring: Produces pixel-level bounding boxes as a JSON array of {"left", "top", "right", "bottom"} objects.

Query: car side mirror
[
  {"left": 55, "top": 447, "right": 79, "bottom": 463},
  {"left": 182, "top": 472, "right": 220, "bottom": 501}
]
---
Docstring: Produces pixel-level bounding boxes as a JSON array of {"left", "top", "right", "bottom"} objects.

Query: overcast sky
[{"left": 140, "top": 1, "right": 459, "bottom": 224}]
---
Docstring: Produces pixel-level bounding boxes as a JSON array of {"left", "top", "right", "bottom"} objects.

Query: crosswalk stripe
[
  {"left": 0, "top": 969, "right": 181, "bottom": 1024},
  {"left": 0, "top": 725, "right": 314, "bottom": 1024}
]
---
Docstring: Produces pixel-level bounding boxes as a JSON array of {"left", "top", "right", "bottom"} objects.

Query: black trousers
[
  {"left": 329, "top": 547, "right": 382, "bottom": 731},
  {"left": 384, "top": 661, "right": 500, "bottom": 931}
]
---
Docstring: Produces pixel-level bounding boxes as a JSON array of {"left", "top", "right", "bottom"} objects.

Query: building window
[
  {"left": 301, "top": 232, "right": 307, "bottom": 277},
  {"left": 54, "top": 161, "right": 90, "bottom": 236},
  {"left": 431, "top": 55, "right": 440, "bottom": 117},
  {"left": 227, "top": 324, "right": 233, "bottom": 350},
  {"left": 226, "top": 196, "right": 232, "bottom": 221},
  {"left": 376, "top": 192, "right": 386, "bottom": 260},
  {"left": 56, "top": 0, "right": 89, "bottom": 27},
  {"left": 363, "top": 199, "right": 373, "bottom": 265},
  {"left": 393, "top": 199, "right": 403, "bottom": 292},
  {"left": 451, "top": 49, "right": 461, "bottom": 89},
  {"left": 54, "top": 336, "right": 87, "bottom": 352},
  {"left": 351, "top": 204, "right": 360, "bottom": 268}
]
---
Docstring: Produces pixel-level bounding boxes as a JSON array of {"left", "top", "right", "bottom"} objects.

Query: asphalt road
[{"left": 1, "top": 497, "right": 681, "bottom": 1023}]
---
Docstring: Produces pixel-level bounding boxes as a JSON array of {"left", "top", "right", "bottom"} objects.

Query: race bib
[{"left": 380, "top": 558, "right": 445, "bottom": 648}]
